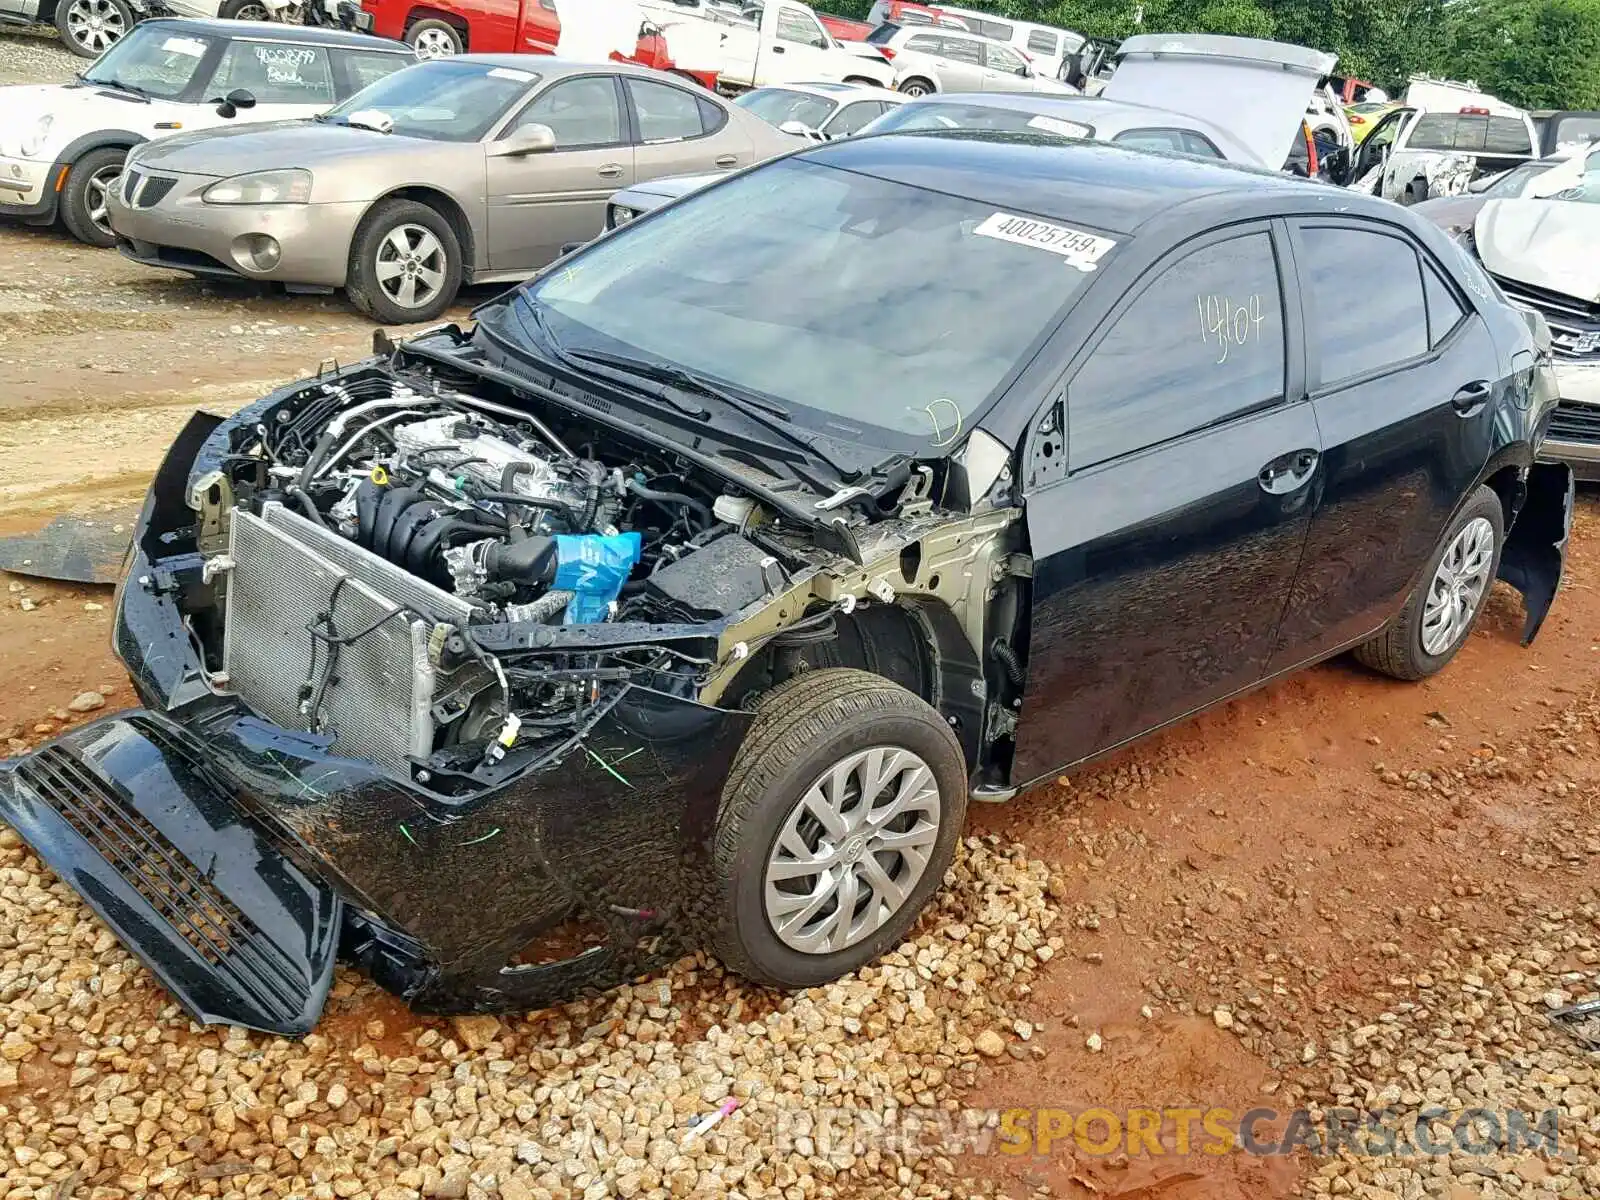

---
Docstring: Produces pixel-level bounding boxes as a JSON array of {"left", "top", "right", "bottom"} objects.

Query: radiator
[{"left": 222, "top": 505, "right": 479, "bottom": 771}]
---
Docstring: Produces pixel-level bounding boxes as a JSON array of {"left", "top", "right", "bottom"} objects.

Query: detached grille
[
  {"left": 1550, "top": 401, "right": 1600, "bottom": 445},
  {"left": 15, "top": 748, "right": 312, "bottom": 1021},
  {"left": 1493, "top": 274, "right": 1600, "bottom": 361}
]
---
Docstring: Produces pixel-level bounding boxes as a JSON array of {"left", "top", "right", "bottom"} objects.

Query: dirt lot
[{"left": 3, "top": 29, "right": 1600, "bottom": 1200}]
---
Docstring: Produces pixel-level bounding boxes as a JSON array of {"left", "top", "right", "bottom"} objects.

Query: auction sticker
[
  {"left": 1027, "top": 114, "right": 1091, "bottom": 139},
  {"left": 974, "top": 212, "right": 1116, "bottom": 272}
]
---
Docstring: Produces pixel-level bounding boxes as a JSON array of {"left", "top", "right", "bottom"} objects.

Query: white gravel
[{"left": 0, "top": 27, "right": 79, "bottom": 87}]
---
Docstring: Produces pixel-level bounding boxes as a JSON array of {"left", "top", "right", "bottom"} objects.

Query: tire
[
  {"left": 54, "top": 0, "right": 132, "bottom": 58},
  {"left": 898, "top": 77, "right": 935, "bottom": 97},
  {"left": 708, "top": 667, "right": 968, "bottom": 990},
  {"left": 1354, "top": 486, "right": 1504, "bottom": 681},
  {"left": 345, "top": 199, "right": 463, "bottom": 325},
  {"left": 60, "top": 146, "right": 125, "bottom": 247},
  {"left": 219, "top": 0, "right": 274, "bottom": 19},
  {"left": 405, "top": 17, "right": 463, "bottom": 57}
]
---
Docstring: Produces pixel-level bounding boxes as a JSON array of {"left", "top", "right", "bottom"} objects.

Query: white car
[
  {"left": 862, "top": 25, "right": 1077, "bottom": 98},
  {"left": 0, "top": 18, "right": 414, "bottom": 246},
  {"left": 733, "top": 81, "right": 907, "bottom": 140}
]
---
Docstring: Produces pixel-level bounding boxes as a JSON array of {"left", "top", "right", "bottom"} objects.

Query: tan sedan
[{"left": 107, "top": 56, "right": 795, "bottom": 323}]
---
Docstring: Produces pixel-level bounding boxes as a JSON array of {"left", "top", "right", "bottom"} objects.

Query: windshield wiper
[
  {"left": 88, "top": 76, "right": 151, "bottom": 101},
  {"left": 518, "top": 303, "right": 710, "bottom": 420}
]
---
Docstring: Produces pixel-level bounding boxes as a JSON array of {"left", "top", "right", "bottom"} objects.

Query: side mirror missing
[
  {"left": 488, "top": 122, "right": 556, "bottom": 157},
  {"left": 215, "top": 88, "right": 257, "bottom": 119}
]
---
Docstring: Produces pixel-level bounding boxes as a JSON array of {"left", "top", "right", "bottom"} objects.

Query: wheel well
[
  {"left": 842, "top": 75, "right": 881, "bottom": 86},
  {"left": 901, "top": 76, "right": 936, "bottom": 91},
  {"left": 725, "top": 600, "right": 987, "bottom": 778},
  {"left": 1482, "top": 463, "right": 1524, "bottom": 529},
  {"left": 404, "top": 6, "right": 467, "bottom": 42},
  {"left": 373, "top": 187, "right": 475, "bottom": 273}
]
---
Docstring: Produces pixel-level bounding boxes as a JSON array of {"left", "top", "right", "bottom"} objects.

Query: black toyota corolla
[{"left": 0, "top": 134, "right": 1574, "bottom": 1036}]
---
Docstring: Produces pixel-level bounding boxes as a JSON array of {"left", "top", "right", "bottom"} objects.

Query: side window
[
  {"left": 776, "top": 5, "right": 828, "bottom": 48},
  {"left": 514, "top": 76, "right": 623, "bottom": 148},
  {"left": 986, "top": 44, "right": 1026, "bottom": 73},
  {"left": 336, "top": 50, "right": 412, "bottom": 95},
  {"left": 975, "top": 18, "right": 1014, "bottom": 39},
  {"left": 1485, "top": 117, "right": 1533, "bottom": 154},
  {"left": 828, "top": 101, "right": 883, "bottom": 137},
  {"left": 905, "top": 34, "right": 942, "bottom": 53},
  {"left": 626, "top": 78, "right": 707, "bottom": 142},
  {"left": 1026, "top": 29, "right": 1058, "bottom": 54},
  {"left": 1422, "top": 261, "right": 1467, "bottom": 347},
  {"left": 209, "top": 42, "right": 334, "bottom": 105},
  {"left": 1181, "top": 130, "right": 1224, "bottom": 158},
  {"left": 1296, "top": 225, "right": 1430, "bottom": 386},
  {"left": 940, "top": 37, "right": 984, "bottom": 65},
  {"left": 697, "top": 95, "right": 728, "bottom": 136},
  {"left": 1067, "top": 232, "right": 1287, "bottom": 471}
]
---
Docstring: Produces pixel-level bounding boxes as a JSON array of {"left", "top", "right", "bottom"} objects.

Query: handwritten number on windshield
[{"left": 1197, "top": 294, "right": 1266, "bottom": 365}]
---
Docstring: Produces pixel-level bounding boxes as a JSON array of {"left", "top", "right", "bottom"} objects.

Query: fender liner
[{"left": 1497, "top": 461, "right": 1574, "bottom": 645}]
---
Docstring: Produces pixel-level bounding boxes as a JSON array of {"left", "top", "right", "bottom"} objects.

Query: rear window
[
  {"left": 867, "top": 101, "right": 1093, "bottom": 141},
  {"left": 866, "top": 22, "right": 901, "bottom": 43},
  {"left": 1409, "top": 113, "right": 1532, "bottom": 154},
  {"left": 1026, "top": 30, "right": 1058, "bottom": 54},
  {"left": 1484, "top": 116, "right": 1533, "bottom": 154}
]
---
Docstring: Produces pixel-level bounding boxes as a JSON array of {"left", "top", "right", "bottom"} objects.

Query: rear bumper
[{"left": 0, "top": 714, "right": 342, "bottom": 1035}]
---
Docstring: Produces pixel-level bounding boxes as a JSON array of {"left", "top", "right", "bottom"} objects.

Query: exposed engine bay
[{"left": 181, "top": 358, "right": 1024, "bottom": 793}]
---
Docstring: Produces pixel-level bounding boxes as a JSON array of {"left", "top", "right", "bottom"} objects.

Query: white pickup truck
[{"left": 642, "top": 0, "right": 896, "bottom": 91}]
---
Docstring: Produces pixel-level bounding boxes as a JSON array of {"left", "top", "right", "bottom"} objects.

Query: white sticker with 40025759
[{"left": 973, "top": 212, "right": 1117, "bottom": 272}]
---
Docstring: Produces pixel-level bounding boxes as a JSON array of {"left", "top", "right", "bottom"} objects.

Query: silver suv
[{"left": 867, "top": 25, "right": 1079, "bottom": 97}]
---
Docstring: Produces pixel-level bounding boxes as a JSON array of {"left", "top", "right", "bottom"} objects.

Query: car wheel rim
[
  {"left": 233, "top": 2, "right": 270, "bottom": 18},
  {"left": 374, "top": 224, "right": 447, "bottom": 311},
  {"left": 85, "top": 163, "right": 121, "bottom": 236},
  {"left": 902, "top": 82, "right": 929, "bottom": 96},
  {"left": 763, "top": 745, "right": 941, "bottom": 955},
  {"left": 1420, "top": 515, "right": 1495, "bottom": 656},
  {"left": 66, "top": 0, "right": 126, "bottom": 54},
  {"left": 413, "top": 28, "right": 457, "bottom": 56}
]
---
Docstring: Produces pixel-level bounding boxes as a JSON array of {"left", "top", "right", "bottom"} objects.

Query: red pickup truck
[
  {"left": 357, "top": 0, "right": 721, "bottom": 90},
  {"left": 817, "top": 10, "right": 874, "bottom": 40}
]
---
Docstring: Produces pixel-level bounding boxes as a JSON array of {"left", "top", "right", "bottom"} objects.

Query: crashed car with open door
[{"left": 0, "top": 135, "right": 1573, "bottom": 1035}]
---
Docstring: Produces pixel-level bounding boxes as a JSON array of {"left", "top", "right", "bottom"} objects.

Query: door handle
[
  {"left": 772, "top": 44, "right": 785, "bottom": 52},
  {"left": 597, "top": 164, "right": 623, "bottom": 179},
  {"left": 1450, "top": 380, "right": 1492, "bottom": 415},
  {"left": 1258, "top": 448, "right": 1320, "bottom": 495},
  {"left": 715, "top": 154, "right": 739, "bottom": 168}
]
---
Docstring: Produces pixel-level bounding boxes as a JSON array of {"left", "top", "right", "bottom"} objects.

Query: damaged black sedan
[{"left": 0, "top": 135, "right": 1575, "bottom": 1036}]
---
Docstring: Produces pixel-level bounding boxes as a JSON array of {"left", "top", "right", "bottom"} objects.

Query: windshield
[
  {"left": 505, "top": 158, "right": 1107, "bottom": 446},
  {"left": 1551, "top": 116, "right": 1600, "bottom": 151},
  {"left": 735, "top": 89, "right": 838, "bottom": 130},
  {"left": 1482, "top": 161, "right": 1555, "bottom": 197},
  {"left": 81, "top": 24, "right": 220, "bottom": 100},
  {"left": 864, "top": 101, "right": 1092, "bottom": 141},
  {"left": 322, "top": 60, "right": 537, "bottom": 141}
]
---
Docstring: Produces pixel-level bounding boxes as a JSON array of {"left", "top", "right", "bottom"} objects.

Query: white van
[{"left": 865, "top": 1, "right": 1083, "bottom": 76}]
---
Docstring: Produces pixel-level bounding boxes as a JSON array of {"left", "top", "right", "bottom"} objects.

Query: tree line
[{"left": 828, "top": 0, "right": 1600, "bottom": 110}]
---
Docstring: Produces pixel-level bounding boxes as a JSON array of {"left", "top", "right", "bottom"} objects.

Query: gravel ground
[{"left": 0, "top": 26, "right": 78, "bottom": 84}]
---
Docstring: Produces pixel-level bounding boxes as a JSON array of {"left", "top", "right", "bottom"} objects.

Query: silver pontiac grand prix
[{"left": 108, "top": 55, "right": 794, "bottom": 323}]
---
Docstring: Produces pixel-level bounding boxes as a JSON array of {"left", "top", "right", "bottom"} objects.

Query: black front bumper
[{"left": 0, "top": 715, "right": 341, "bottom": 1035}]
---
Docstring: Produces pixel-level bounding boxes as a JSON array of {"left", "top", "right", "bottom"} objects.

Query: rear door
[
  {"left": 925, "top": 34, "right": 986, "bottom": 92},
  {"left": 1266, "top": 219, "right": 1504, "bottom": 669},
  {"left": 485, "top": 73, "right": 634, "bottom": 271},
  {"left": 1013, "top": 223, "right": 1320, "bottom": 780},
  {"left": 623, "top": 75, "right": 750, "bottom": 180}
]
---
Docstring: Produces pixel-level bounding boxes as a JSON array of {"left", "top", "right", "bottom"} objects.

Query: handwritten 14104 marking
[{"left": 1197, "top": 294, "right": 1267, "bottom": 364}]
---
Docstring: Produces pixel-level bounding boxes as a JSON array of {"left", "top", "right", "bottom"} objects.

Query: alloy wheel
[
  {"left": 231, "top": 2, "right": 272, "bottom": 18},
  {"left": 413, "top": 28, "right": 458, "bottom": 57},
  {"left": 64, "top": 0, "right": 126, "bottom": 54},
  {"left": 900, "top": 81, "right": 932, "bottom": 96},
  {"left": 374, "top": 224, "right": 447, "bottom": 311},
  {"left": 1420, "top": 515, "right": 1495, "bottom": 656},
  {"left": 85, "top": 163, "right": 122, "bottom": 238},
  {"left": 763, "top": 745, "right": 942, "bottom": 955}
]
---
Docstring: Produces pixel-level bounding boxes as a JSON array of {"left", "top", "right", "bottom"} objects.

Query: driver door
[
  {"left": 760, "top": 4, "right": 837, "bottom": 85},
  {"left": 981, "top": 42, "right": 1034, "bottom": 93},
  {"left": 485, "top": 74, "right": 635, "bottom": 272},
  {"left": 1348, "top": 106, "right": 1411, "bottom": 193}
]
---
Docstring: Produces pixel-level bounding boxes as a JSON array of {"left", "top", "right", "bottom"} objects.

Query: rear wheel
[
  {"left": 1354, "top": 486, "right": 1504, "bottom": 680},
  {"left": 708, "top": 668, "right": 967, "bottom": 989},
  {"left": 406, "top": 17, "right": 463, "bottom": 57},
  {"left": 60, "top": 146, "right": 125, "bottom": 247},
  {"left": 898, "top": 77, "right": 935, "bottom": 97},
  {"left": 346, "top": 198, "right": 463, "bottom": 325},
  {"left": 55, "top": 0, "right": 132, "bottom": 58}
]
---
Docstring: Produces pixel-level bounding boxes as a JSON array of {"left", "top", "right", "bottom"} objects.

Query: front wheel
[
  {"left": 59, "top": 146, "right": 125, "bottom": 246},
  {"left": 1354, "top": 485, "right": 1504, "bottom": 680},
  {"left": 708, "top": 668, "right": 968, "bottom": 989},
  {"left": 898, "top": 77, "right": 936, "bottom": 97},
  {"left": 55, "top": 0, "right": 133, "bottom": 58},
  {"left": 346, "top": 199, "right": 463, "bottom": 325}
]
